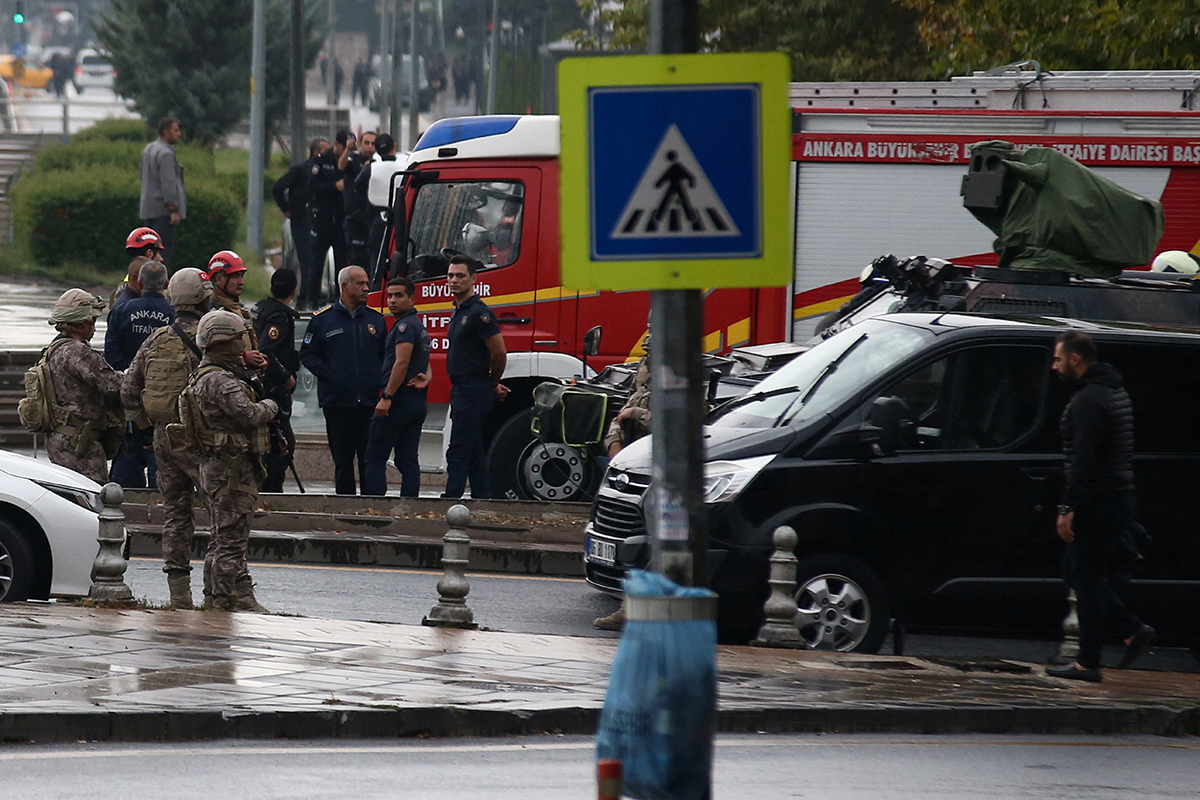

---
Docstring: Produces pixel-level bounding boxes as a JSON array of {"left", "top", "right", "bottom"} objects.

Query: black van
[{"left": 584, "top": 313, "right": 1200, "bottom": 652}]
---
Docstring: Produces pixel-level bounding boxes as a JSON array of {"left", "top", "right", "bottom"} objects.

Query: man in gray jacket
[{"left": 140, "top": 117, "right": 186, "bottom": 266}]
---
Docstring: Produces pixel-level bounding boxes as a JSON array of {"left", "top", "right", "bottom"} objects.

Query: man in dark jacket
[
  {"left": 341, "top": 130, "right": 376, "bottom": 270},
  {"left": 273, "top": 138, "right": 324, "bottom": 285},
  {"left": 253, "top": 269, "right": 302, "bottom": 492},
  {"left": 1046, "top": 330, "right": 1154, "bottom": 682},
  {"left": 299, "top": 265, "right": 387, "bottom": 494},
  {"left": 302, "top": 132, "right": 350, "bottom": 309},
  {"left": 354, "top": 133, "right": 398, "bottom": 283}
]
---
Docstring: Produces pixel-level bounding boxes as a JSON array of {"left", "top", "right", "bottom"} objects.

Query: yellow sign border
[{"left": 559, "top": 52, "right": 791, "bottom": 291}]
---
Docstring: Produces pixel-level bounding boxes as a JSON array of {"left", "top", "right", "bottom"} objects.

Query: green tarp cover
[{"left": 968, "top": 141, "right": 1164, "bottom": 278}]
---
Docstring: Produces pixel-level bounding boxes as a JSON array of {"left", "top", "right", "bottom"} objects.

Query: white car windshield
[{"left": 709, "top": 318, "right": 931, "bottom": 429}]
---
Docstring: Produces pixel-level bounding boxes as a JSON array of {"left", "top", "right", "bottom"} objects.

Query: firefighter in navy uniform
[
  {"left": 252, "top": 269, "right": 302, "bottom": 492},
  {"left": 303, "top": 130, "right": 351, "bottom": 309}
]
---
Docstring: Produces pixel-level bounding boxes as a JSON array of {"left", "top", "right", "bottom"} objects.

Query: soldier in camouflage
[
  {"left": 122, "top": 268, "right": 213, "bottom": 609},
  {"left": 186, "top": 309, "right": 279, "bottom": 612},
  {"left": 44, "top": 289, "right": 124, "bottom": 483}
]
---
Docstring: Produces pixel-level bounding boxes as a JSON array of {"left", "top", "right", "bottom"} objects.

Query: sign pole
[{"left": 647, "top": 0, "right": 706, "bottom": 588}]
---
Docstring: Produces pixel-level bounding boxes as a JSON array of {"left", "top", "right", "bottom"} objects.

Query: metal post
[
  {"left": 60, "top": 98, "right": 68, "bottom": 144},
  {"left": 646, "top": 1, "right": 704, "bottom": 589},
  {"left": 422, "top": 504, "right": 478, "bottom": 628},
  {"left": 407, "top": 0, "right": 419, "bottom": 149},
  {"left": 89, "top": 483, "right": 132, "bottom": 602},
  {"left": 377, "top": 0, "right": 391, "bottom": 135},
  {"left": 326, "top": 0, "right": 337, "bottom": 141},
  {"left": 247, "top": 0, "right": 266, "bottom": 261},
  {"left": 388, "top": 4, "right": 402, "bottom": 137},
  {"left": 485, "top": 0, "right": 498, "bottom": 114},
  {"left": 290, "top": 0, "right": 305, "bottom": 165}
]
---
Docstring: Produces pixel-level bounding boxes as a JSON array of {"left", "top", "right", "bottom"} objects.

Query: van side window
[
  {"left": 1102, "top": 344, "right": 1200, "bottom": 453},
  {"left": 882, "top": 345, "right": 1046, "bottom": 451}
]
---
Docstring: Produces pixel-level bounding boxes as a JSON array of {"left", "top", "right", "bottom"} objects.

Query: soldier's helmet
[
  {"left": 49, "top": 288, "right": 105, "bottom": 325},
  {"left": 196, "top": 309, "right": 248, "bottom": 349},
  {"left": 168, "top": 267, "right": 214, "bottom": 307}
]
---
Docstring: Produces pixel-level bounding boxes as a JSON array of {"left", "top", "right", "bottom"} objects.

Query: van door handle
[
  {"left": 535, "top": 340, "right": 557, "bottom": 346},
  {"left": 1020, "top": 467, "right": 1060, "bottom": 481},
  {"left": 499, "top": 317, "right": 531, "bottom": 325}
]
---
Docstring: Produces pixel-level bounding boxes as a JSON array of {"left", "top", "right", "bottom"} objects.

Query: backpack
[
  {"left": 141, "top": 322, "right": 202, "bottom": 424},
  {"left": 18, "top": 340, "right": 70, "bottom": 433},
  {"left": 166, "top": 364, "right": 225, "bottom": 453}
]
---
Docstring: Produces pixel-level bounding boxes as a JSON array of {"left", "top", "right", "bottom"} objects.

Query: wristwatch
[
  {"left": 381, "top": 392, "right": 393, "bottom": 401},
  {"left": 1057, "top": 504, "right": 1072, "bottom": 515}
]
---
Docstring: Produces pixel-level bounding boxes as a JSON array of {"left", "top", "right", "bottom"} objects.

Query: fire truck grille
[{"left": 592, "top": 497, "right": 645, "bottom": 540}]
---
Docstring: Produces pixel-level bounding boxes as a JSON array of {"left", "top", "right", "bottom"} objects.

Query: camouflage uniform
[
  {"left": 214, "top": 294, "right": 258, "bottom": 349},
  {"left": 122, "top": 312, "right": 207, "bottom": 579},
  {"left": 602, "top": 356, "right": 651, "bottom": 452},
  {"left": 190, "top": 357, "right": 277, "bottom": 606},
  {"left": 46, "top": 336, "right": 123, "bottom": 483}
]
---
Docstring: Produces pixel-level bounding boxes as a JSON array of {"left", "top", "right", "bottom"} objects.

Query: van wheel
[
  {"left": 487, "top": 408, "right": 601, "bottom": 503},
  {"left": 792, "top": 554, "right": 889, "bottom": 654},
  {"left": 0, "top": 520, "right": 36, "bottom": 602}
]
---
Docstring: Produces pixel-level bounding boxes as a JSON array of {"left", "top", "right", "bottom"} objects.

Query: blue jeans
[
  {"left": 362, "top": 389, "right": 427, "bottom": 497},
  {"left": 444, "top": 379, "right": 495, "bottom": 499}
]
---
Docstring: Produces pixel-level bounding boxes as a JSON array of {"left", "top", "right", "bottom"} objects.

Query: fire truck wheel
[{"left": 487, "top": 408, "right": 602, "bottom": 503}]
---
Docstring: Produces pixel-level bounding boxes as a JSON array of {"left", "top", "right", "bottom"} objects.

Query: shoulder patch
[
  {"left": 397, "top": 323, "right": 406, "bottom": 332},
  {"left": 266, "top": 324, "right": 281, "bottom": 341},
  {"left": 367, "top": 323, "right": 377, "bottom": 336},
  {"left": 480, "top": 313, "right": 491, "bottom": 324},
  {"left": 311, "top": 165, "right": 320, "bottom": 175}
]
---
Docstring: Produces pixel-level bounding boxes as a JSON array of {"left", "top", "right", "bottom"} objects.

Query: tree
[
  {"left": 571, "top": 0, "right": 935, "bottom": 81},
  {"left": 96, "top": 0, "right": 323, "bottom": 147},
  {"left": 906, "top": 0, "right": 1200, "bottom": 75}
]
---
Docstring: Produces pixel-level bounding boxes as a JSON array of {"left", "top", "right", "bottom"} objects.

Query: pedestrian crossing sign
[{"left": 559, "top": 53, "right": 791, "bottom": 291}]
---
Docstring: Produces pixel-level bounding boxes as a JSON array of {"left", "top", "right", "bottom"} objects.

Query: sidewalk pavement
[{"left": 1, "top": 603, "right": 1198, "bottom": 744}]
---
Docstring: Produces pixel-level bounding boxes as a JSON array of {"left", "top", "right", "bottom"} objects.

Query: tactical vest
[
  {"left": 141, "top": 325, "right": 200, "bottom": 424},
  {"left": 168, "top": 365, "right": 269, "bottom": 457}
]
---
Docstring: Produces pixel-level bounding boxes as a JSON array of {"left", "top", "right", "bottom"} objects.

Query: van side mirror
[
  {"left": 861, "top": 396, "right": 907, "bottom": 458},
  {"left": 584, "top": 325, "right": 602, "bottom": 356}
]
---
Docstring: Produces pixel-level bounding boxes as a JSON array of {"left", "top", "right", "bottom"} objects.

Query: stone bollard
[
  {"left": 422, "top": 504, "right": 478, "bottom": 629},
  {"left": 88, "top": 483, "right": 133, "bottom": 602},
  {"left": 752, "top": 525, "right": 802, "bottom": 648},
  {"left": 1050, "top": 589, "right": 1081, "bottom": 665}
]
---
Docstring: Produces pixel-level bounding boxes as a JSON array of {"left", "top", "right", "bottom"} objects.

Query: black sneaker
[
  {"left": 1117, "top": 625, "right": 1155, "bottom": 670},
  {"left": 1045, "top": 664, "right": 1102, "bottom": 682}
]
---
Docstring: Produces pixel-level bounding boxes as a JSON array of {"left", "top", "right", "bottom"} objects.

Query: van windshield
[{"left": 709, "top": 319, "right": 930, "bottom": 429}]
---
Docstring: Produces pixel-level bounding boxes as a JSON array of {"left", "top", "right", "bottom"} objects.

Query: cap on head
[
  {"left": 125, "top": 227, "right": 163, "bottom": 252},
  {"left": 49, "top": 288, "right": 105, "bottom": 325},
  {"left": 375, "top": 133, "right": 396, "bottom": 156},
  {"left": 167, "top": 267, "right": 214, "bottom": 307},
  {"left": 206, "top": 250, "right": 246, "bottom": 278},
  {"left": 196, "top": 309, "right": 248, "bottom": 348}
]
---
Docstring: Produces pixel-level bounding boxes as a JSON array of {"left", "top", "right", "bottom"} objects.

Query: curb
[{"left": 4, "top": 704, "right": 1199, "bottom": 744}]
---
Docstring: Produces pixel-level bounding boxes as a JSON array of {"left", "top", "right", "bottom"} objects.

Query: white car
[
  {"left": 0, "top": 451, "right": 103, "bottom": 602},
  {"left": 74, "top": 48, "right": 115, "bottom": 93}
]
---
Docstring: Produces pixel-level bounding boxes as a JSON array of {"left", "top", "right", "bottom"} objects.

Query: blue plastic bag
[{"left": 595, "top": 570, "right": 718, "bottom": 800}]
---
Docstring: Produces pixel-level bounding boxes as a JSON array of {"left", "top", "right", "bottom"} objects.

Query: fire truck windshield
[{"left": 408, "top": 181, "right": 525, "bottom": 276}]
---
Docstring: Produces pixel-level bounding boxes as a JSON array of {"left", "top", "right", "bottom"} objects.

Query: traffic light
[{"left": 12, "top": 1, "right": 24, "bottom": 24}]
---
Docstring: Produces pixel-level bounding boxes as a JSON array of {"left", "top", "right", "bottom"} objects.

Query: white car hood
[{"left": 0, "top": 450, "right": 101, "bottom": 490}]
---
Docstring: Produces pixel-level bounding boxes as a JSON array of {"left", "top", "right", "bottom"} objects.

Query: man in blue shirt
[
  {"left": 362, "top": 277, "right": 432, "bottom": 496},
  {"left": 444, "top": 255, "right": 509, "bottom": 499},
  {"left": 300, "top": 265, "right": 387, "bottom": 494},
  {"left": 105, "top": 259, "right": 174, "bottom": 489}
]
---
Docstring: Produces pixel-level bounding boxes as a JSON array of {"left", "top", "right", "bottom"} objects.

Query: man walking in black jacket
[{"left": 1046, "top": 331, "right": 1154, "bottom": 682}]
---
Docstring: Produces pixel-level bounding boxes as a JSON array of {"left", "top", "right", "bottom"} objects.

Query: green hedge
[
  {"left": 11, "top": 166, "right": 239, "bottom": 270},
  {"left": 35, "top": 140, "right": 216, "bottom": 177},
  {"left": 70, "top": 118, "right": 153, "bottom": 144},
  {"left": 212, "top": 168, "right": 286, "bottom": 207}
]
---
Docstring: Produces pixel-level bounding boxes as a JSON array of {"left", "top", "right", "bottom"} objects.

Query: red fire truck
[{"left": 362, "top": 67, "right": 1200, "bottom": 499}]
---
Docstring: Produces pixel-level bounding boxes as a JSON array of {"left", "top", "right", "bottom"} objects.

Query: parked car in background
[
  {"left": 0, "top": 451, "right": 104, "bottom": 602},
  {"left": 0, "top": 55, "right": 53, "bottom": 90},
  {"left": 74, "top": 47, "right": 115, "bottom": 93}
]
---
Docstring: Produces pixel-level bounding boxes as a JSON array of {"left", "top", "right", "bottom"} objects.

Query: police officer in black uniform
[
  {"left": 274, "top": 138, "right": 324, "bottom": 285},
  {"left": 444, "top": 255, "right": 508, "bottom": 499},
  {"left": 354, "top": 133, "right": 399, "bottom": 284},
  {"left": 299, "top": 265, "right": 387, "bottom": 495},
  {"left": 342, "top": 130, "right": 375, "bottom": 271},
  {"left": 303, "top": 131, "right": 351, "bottom": 309},
  {"left": 252, "top": 269, "right": 302, "bottom": 492}
]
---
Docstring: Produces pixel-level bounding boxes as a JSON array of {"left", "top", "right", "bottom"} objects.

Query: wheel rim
[
  {"left": 0, "top": 540, "right": 12, "bottom": 601},
  {"left": 793, "top": 572, "right": 871, "bottom": 652},
  {"left": 518, "top": 441, "right": 587, "bottom": 501}
]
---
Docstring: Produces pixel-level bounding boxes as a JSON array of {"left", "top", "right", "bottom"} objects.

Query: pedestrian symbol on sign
[{"left": 611, "top": 125, "right": 740, "bottom": 240}]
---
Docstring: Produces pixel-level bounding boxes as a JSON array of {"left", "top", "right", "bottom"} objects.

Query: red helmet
[
  {"left": 125, "top": 227, "right": 163, "bottom": 252},
  {"left": 206, "top": 250, "right": 247, "bottom": 278}
]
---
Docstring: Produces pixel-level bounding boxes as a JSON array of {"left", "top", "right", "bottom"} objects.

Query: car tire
[
  {"left": 487, "top": 408, "right": 601, "bottom": 502},
  {"left": 0, "top": 519, "right": 37, "bottom": 602},
  {"left": 792, "top": 554, "right": 890, "bottom": 654}
]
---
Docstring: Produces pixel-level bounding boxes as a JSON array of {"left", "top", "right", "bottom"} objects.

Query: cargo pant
[
  {"left": 198, "top": 452, "right": 259, "bottom": 603},
  {"left": 45, "top": 431, "right": 108, "bottom": 485},
  {"left": 153, "top": 426, "right": 211, "bottom": 582}
]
